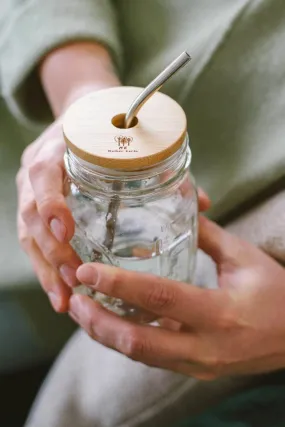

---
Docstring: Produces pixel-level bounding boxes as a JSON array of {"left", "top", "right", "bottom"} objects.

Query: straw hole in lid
[{"left": 111, "top": 113, "right": 138, "bottom": 129}]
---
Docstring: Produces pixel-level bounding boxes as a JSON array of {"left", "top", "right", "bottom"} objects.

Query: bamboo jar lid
[{"left": 63, "top": 86, "right": 187, "bottom": 170}]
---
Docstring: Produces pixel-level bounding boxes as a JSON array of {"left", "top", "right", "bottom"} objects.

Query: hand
[
  {"left": 17, "top": 131, "right": 209, "bottom": 315},
  {"left": 69, "top": 216, "right": 285, "bottom": 379},
  {"left": 17, "top": 42, "right": 121, "bottom": 312},
  {"left": 16, "top": 119, "right": 81, "bottom": 312}
]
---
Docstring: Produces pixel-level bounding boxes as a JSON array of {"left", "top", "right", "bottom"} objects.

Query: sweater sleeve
[{"left": 0, "top": 0, "right": 122, "bottom": 128}]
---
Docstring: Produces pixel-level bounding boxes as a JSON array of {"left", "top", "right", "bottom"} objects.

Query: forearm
[{"left": 39, "top": 42, "right": 121, "bottom": 117}]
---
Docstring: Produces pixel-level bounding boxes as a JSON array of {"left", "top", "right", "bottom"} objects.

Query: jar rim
[
  {"left": 64, "top": 138, "right": 192, "bottom": 200},
  {"left": 66, "top": 136, "right": 191, "bottom": 178}
]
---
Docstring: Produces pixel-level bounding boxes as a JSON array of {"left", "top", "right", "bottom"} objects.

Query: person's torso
[{"left": 115, "top": 0, "right": 285, "bottom": 220}]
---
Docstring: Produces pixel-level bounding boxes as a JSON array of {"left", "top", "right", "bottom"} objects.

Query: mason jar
[{"left": 63, "top": 87, "right": 198, "bottom": 323}]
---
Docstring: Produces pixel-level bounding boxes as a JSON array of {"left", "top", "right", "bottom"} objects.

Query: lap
[{"left": 25, "top": 328, "right": 250, "bottom": 427}]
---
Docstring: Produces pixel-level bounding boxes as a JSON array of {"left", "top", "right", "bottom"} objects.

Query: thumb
[{"left": 198, "top": 215, "right": 247, "bottom": 266}]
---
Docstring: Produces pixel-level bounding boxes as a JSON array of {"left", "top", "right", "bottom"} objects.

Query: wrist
[
  {"left": 39, "top": 42, "right": 121, "bottom": 117},
  {"left": 62, "top": 79, "right": 119, "bottom": 114}
]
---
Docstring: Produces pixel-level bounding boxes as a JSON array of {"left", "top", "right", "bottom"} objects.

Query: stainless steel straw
[{"left": 124, "top": 51, "right": 191, "bottom": 129}]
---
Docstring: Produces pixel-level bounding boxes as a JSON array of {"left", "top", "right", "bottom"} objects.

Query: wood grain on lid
[{"left": 63, "top": 86, "right": 187, "bottom": 170}]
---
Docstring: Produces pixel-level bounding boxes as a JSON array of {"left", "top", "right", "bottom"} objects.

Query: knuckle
[
  {"left": 194, "top": 371, "right": 220, "bottom": 381},
  {"left": 107, "top": 269, "right": 123, "bottom": 295},
  {"left": 119, "top": 328, "right": 147, "bottom": 360},
  {"left": 37, "top": 196, "right": 65, "bottom": 219},
  {"left": 217, "top": 308, "right": 240, "bottom": 332},
  {"left": 40, "top": 269, "right": 58, "bottom": 294},
  {"left": 21, "top": 143, "right": 34, "bottom": 166},
  {"left": 44, "top": 245, "right": 59, "bottom": 264},
  {"left": 204, "top": 355, "right": 223, "bottom": 370},
  {"left": 21, "top": 200, "right": 37, "bottom": 223},
  {"left": 87, "top": 316, "right": 97, "bottom": 340},
  {"left": 43, "top": 242, "right": 67, "bottom": 266},
  {"left": 19, "top": 234, "right": 33, "bottom": 252},
  {"left": 200, "top": 351, "right": 226, "bottom": 377},
  {"left": 145, "top": 280, "right": 177, "bottom": 311},
  {"left": 88, "top": 307, "right": 110, "bottom": 342},
  {"left": 15, "top": 168, "right": 25, "bottom": 187},
  {"left": 28, "top": 160, "right": 49, "bottom": 180}
]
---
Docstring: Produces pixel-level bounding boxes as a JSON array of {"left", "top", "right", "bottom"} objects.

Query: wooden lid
[{"left": 63, "top": 86, "right": 187, "bottom": 170}]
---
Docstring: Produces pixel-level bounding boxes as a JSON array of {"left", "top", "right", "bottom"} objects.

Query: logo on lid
[
  {"left": 114, "top": 135, "right": 133, "bottom": 149},
  {"left": 108, "top": 135, "right": 138, "bottom": 153}
]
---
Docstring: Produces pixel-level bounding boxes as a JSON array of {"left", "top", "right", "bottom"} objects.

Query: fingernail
[
  {"left": 60, "top": 264, "right": 78, "bottom": 287},
  {"left": 69, "top": 295, "right": 82, "bottom": 321},
  {"left": 48, "top": 292, "right": 61, "bottom": 311},
  {"left": 76, "top": 264, "right": 99, "bottom": 287},
  {"left": 50, "top": 218, "right": 67, "bottom": 242}
]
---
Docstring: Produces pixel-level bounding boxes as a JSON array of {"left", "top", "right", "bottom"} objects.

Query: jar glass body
[{"left": 65, "top": 136, "right": 198, "bottom": 322}]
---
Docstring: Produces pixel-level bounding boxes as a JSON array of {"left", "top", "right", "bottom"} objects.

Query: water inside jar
[
  {"left": 72, "top": 227, "right": 196, "bottom": 322},
  {"left": 67, "top": 181, "right": 197, "bottom": 322}
]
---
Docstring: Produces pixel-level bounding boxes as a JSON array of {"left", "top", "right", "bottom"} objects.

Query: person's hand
[
  {"left": 69, "top": 216, "right": 285, "bottom": 379},
  {"left": 16, "top": 42, "right": 122, "bottom": 312},
  {"left": 16, "top": 119, "right": 81, "bottom": 312},
  {"left": 17, "top": 128, "right": 210, "bottom": 316}
]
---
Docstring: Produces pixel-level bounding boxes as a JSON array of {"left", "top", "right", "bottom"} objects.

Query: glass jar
[{"left": 63, "top": 87, "right": 198, "bottom": 323}]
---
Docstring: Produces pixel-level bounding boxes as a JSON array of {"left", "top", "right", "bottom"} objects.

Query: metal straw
[{"left": 124, "top": 51, "right": 191, "bottom": 129}]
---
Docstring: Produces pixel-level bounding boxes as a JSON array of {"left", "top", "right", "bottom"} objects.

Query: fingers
[
  {"left": 19, "top": 222, "right": 71, "bottom": 312},
  {"left": 76, "top": 263, "right": 228, "bottom": 328},
  {"left": 69, "top": 294, "right": 198, "bottom": 362},
  {"left": 158, "top": 318, "right": 182, "bottom": 331},
  {"left": 69, "top": 294, "right": 220, "bottom": 380},
  {"left": 18, "top": 193, "right": 72, "bottom": 311},
  {"left": 27, "top": 215, "right": 81, "bottom": 285},
  {"left": 197, "top": 188, "right": 211, "bottom": 212},
  {"left": 28, "top": 137, "right": 74, "bottom": 243},
  {"left": 198, "top": 215, "right": 249, "bottom": 266},
  {"left": 29, "top": 162, "right": 74, "bottom": 242},
  {"left": 18, "top": 168, "right": 80, "bottom": 286},
  {"left": 21, "top": 119, "right": 64, "bottom": 167},
  {"left": 17, "top": 127, "right": 79, "bottom": 310}
]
